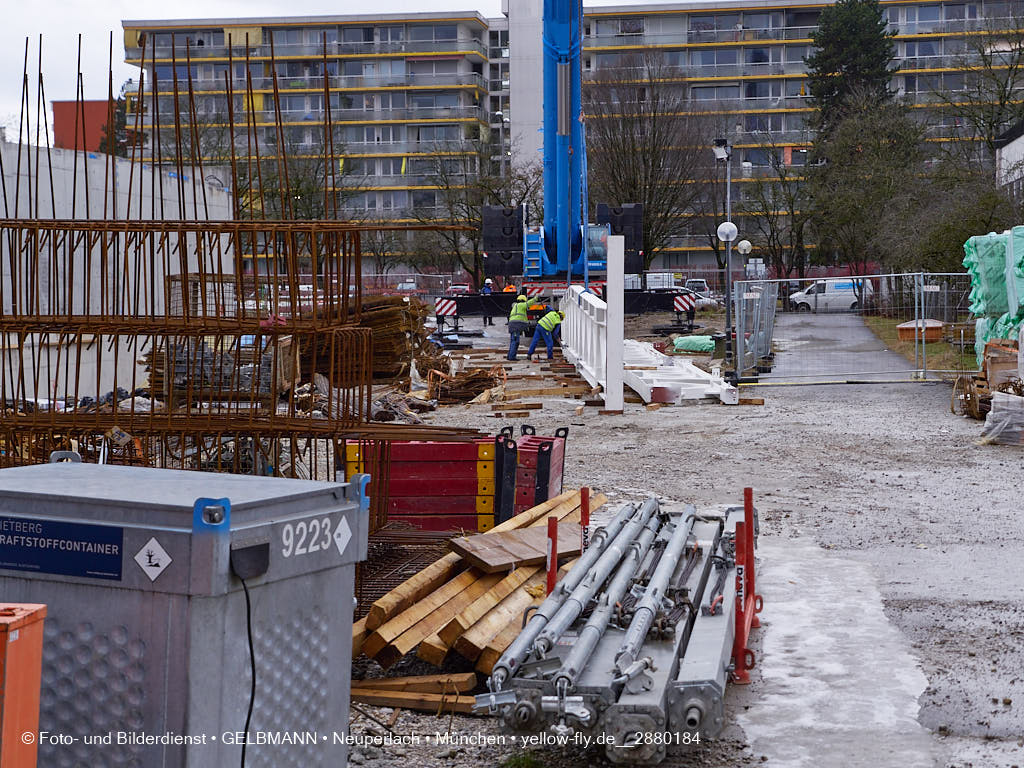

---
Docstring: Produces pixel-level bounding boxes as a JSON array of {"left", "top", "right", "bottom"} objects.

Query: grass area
[{"left": 863, "top": 316, "right": 978, "bottom": 374}]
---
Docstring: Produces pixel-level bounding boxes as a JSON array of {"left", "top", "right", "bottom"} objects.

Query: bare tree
[
  {"left": 583, "top": 51, "right": 712, "bottom": 268},
  {"left": 412, "top": 133, "right": 543, "bottom": 286},
  {"left": 743, "top": 134, "right": 813, "bottom": 280},
  {"left": 932, "top": 10, "right": 1024, "bottom": 162}
]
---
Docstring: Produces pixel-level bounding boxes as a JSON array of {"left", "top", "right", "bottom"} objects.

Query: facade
[
  {"left": 52, "top": 100, "right": 111, "bottom": 152},
  {"left": 122, "top": 0, "right": 1022, "bottom": 270}
]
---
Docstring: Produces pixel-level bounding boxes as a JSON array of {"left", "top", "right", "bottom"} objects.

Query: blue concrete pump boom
[
  {"left": 541, "top": 0, "right": 586, "bottom": 277},
  {"left": 480, "top": 0, "right": 641, "bottom": 280}
]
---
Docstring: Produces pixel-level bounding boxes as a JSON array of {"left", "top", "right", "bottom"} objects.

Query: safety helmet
[
  {"left": 485, "top": 278, "right": 493, "bottom": 284},
  {"left": 516, "top": 294, "right": 528, "bottom": 301}
]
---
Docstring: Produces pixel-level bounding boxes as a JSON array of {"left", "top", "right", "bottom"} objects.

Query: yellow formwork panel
[
  {"left": 476, "top": 496, "right": 494, "bottom": 515},
  {"left": 478, "top": 478, "right": 495, "bottom": 496},
  {"left": 345, "top": 444, "right": 361, "bottom": 462},
  {"left": 477, "top": 442, "right": 495, "bottom": 460},
  {"left": 476, "top": 460, "right": 493, "bottom": 478},
  {"left": 477, "top": 514, "right": 495, "bottom": 532},
  {"left": 345, "top": 460, "right": 364, "bottom": 478}
]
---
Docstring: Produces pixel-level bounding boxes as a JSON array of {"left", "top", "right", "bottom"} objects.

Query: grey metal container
[{"left": 0, "top": 462, "right": 369, "bottom": 768}]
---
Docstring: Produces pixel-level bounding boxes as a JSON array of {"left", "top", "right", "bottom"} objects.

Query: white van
[{"left": 789, "top": 278, "right": 873, "bottom": 312}]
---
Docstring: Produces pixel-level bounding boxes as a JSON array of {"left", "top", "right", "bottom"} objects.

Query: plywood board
[{"left": 448, "top": 523, "right": 581, "bottom": 573}]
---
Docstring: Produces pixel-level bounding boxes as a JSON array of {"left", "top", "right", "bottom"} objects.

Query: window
[
  {"left": 381, "top": 92, "right": 405, "bottom": 109},
  {"left": 380, "top": 26, "right": 404, "bottom": 42},
  {"left": 435, "top": 25, "right": 457, "bottom": 40},
  {"left": 412, "top": 190, "right": 437, "bottom": 208},
  {"left": 620, "top": 18, "right": 644, "bottom": 35},
  {"left": 744, "top": 81, "right": 781, "bottom": 99},
  {"left": 745, "top": 47, "right": 770, "bottom": 64},
  {"left": 944, "top": 72, "right": 965, "bottom": 91},
  {"left": 904, "top": 40, "right": 939, "bottom": 58},
  {"left": 380, "top": 157, "right": 404, "bottom": 175},
  {"left": 944, "top": 4, "right": 977, "bottom": 20},
  {"left": 785, "top": 45, "right": 808, "bottom": 64},
  {"left": 785, "top": 79, "right": 808, "bottom": 97},
  {"left": 745, "top": 113, "right": 782, "bottom": 132},
  {"left": 691, "top": 48, "right": 737, "bottom": 67},
  {"left": 343, "top": 27, "right": 373, "bottom": 43},
  {"left": 271, "top": 29, "right": 302, "bottom": 46}
]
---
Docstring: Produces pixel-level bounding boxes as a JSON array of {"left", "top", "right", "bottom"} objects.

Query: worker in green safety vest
[
  {"left": 506, "top": 294, "right": 530, "bottom": 360},
  {"left": 527, "top": 307, "right": 563, "bottom": 361}
]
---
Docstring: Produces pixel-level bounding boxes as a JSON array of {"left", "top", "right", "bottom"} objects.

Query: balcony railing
[
  {"left": 128, "top": 38, "right": 488, "bottom": 61},
  {"left": 139, "top": 71, "right": 486, "bottom": 93},
  {"left": 269, "top": 106, "right": 483, "bottom": 122}
]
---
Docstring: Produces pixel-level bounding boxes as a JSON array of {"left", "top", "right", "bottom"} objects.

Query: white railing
[{"left": 560, "top": 285, "right": 608, "bottom": 389}]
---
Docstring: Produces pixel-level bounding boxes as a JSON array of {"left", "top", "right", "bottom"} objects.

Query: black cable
[{"left": 239, "top": 575, "right": 256, "bottom": 768}]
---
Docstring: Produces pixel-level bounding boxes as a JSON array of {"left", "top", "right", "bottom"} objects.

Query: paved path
[
  {"left": 765, "top": 312, "right": 918, "bottom": 381},
  {"left": 736, "top": 539, "right": 937, "bottom": 768}
]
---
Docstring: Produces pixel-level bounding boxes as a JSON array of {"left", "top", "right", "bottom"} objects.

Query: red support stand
[
  {"left": 731, "top": 486, "right": 763, "bottom": 685},
  {"left": 580, "top": 486, "right": 590, "bottom": 552},
  {"left": 546, "top": 515, "right": 558, "bottom": 595}
]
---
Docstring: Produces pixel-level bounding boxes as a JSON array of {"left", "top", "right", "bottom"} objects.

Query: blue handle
[{"left": 192, "top": 497, "right": 231, "bottom": 533}]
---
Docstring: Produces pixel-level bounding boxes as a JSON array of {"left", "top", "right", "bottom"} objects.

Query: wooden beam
[
  {"left": 351, "top": 672, "right": 476, "bottom": 693},
  {"left": 453, "top": 570, "right": 547, "bottom": 661},
  {"left": 417, "top": 632, "right": 450, "bottom": 667},
  {"left": 353, "top": 615, "right": 368, "bottom": 660},
  {"left": 364, "top": 490, "right": 579, "bottom": 630},
  {"left": 438, "top": 565, "right": 539, "bottom": 647},
  {"left": 350, "top": 689, "right": 476, "bottom": 715},
  {"left": 375, "top": 572, "right": 504, "bottom": 669}
]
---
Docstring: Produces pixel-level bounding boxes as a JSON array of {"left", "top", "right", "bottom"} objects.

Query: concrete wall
[{"left": 505, "top": 0, "right": 544, "bottom": 166}]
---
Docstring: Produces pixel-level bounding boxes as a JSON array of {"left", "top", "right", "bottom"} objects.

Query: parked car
[
  {"left": 444, "top": 283, "right": 472, "bottom": 296},
  {"left": 684, "top": 278, "right": 712, "bottom": 294},
  {"left": 788, "top": 279, "right": 874, "bottom": 312}
]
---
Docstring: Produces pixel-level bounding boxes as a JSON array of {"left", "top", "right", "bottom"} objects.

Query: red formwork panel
[
  {"left": 389, "top": 496, "right": 481, "bottom": 515},
  {"left": 386, "top": 513, "right": 494, "bottom": 533},
  {"left": 384, "top": 460, "right": 484, "bottom": 482},
  {"left": 388, "top": 474, "right": 495, "bottom": 497},
  {"left": 514, "top": 430, "right": 567, "bottom": 513}
]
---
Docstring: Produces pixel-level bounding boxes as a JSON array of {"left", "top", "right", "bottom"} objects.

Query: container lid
[
  {"left": 0, "top": 464, "right": 345, "bottom": 514},
  {"left": 0, "top": 603, "right": 47, "bottom": 632}
]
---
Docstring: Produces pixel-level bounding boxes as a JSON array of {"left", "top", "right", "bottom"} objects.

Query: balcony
[
  {"left": 127, "top": 37, "right": 488, "bottom": 61},
  {"left": 136, "top": 71, "right": 486, "bottom": 94},
  {"left": 271, "top": 106, "right": 484, "bottom": 123}
]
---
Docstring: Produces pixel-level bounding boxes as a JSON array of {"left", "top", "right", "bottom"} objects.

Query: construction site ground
[{"left": 351, "top": 321, "right": 1021, "bottom": 768}]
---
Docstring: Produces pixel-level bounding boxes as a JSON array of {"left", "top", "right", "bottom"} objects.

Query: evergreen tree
[
  {"left": 99, "top": 97, "right": 128, "bottom": 157},
  {"left": 805, "top": 0, "right": 897, "bottom": 131}
]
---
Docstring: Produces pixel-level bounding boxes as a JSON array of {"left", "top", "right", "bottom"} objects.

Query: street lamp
[{"left": 713, "top": 137, "right": 734, "bottom": 365}]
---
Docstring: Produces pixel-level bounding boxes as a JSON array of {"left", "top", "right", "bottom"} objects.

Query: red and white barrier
[
  {"left": 434, "top": 297, "right": 458, "bottom": 317},
  {"left": 674, "top": 293, "right": 696, "bottom": 313}
]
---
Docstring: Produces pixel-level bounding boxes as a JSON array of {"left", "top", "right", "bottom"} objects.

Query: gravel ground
[{"left": 350, "top": 357, "right": 1021, "bottom": 768}]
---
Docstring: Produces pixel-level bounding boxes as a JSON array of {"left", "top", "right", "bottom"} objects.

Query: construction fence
[{"left": 733, "top": 273, "right": 976, "bottom": 381}]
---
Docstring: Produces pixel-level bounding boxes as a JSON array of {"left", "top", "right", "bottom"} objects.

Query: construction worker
[
  {"left": 507, "top": 294, "right": 530, "bottom": 360},
  {"left": 502, "top": 283, "right": 517, "bottom": 293},
  {"left": 528, "top": 307, "right": 563, "bottom": 361},
  {"left": 481, "top": 278, "right": 495, "bottom": 326}
]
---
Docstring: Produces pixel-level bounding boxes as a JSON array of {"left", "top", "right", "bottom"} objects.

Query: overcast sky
[{"left": 2, "top": 0, "right": 702, "bottom": 139}]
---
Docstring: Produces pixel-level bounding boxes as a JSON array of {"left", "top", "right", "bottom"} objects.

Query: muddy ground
[{"left": 351, "top": 333, "right": 1022, "bottom": 768}]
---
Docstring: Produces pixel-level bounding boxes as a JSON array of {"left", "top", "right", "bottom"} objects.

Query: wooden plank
[
  {"left": 449, "top": 523, "right": 582, "bottom": 573},
  {"left": 364, "top": 490, "right": 579, "bottom": 630},
  {"left": 492, "top": 411, "right": 531, "bottom": 418},
  {"left": 491, "top": 402, "right": 543, "bottom": 410},
  {"left": 376, "top": 572, "right": 504, "bottom": 669},
  {"left": 350, "top": 689, "right": 476, "bottom": 715},
  {"left": 475, "top": 599, "right": 540, "bottom": 675},
  {"left": 438, "top": 565, "right": 540, "bottom": 646},
  {"left": 351, "top": 673, "right": 476, "bottom": 693}
]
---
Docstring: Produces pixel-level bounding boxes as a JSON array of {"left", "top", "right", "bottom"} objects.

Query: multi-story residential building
[
  {"left": 122, "top": 12, "right": 492, "bottom": 228},
  {"left": 122, "top": 0, "right": 1022, "bottom": 271}
]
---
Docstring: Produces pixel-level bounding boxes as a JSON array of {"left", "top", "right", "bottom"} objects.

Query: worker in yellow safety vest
[
  {"left": 507, "top": 295, "right": 530, "bottom": 360},
  {"left": 527, "top": 307, "right": 563, "bottom": 361}
]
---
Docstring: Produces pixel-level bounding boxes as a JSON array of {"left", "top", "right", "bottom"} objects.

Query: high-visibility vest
[
  {"left": 508, "top": 300, "right": 529, "bottom": 323},
  {"left": 539, "top": 310, "right": 562, "bottom": 332}
]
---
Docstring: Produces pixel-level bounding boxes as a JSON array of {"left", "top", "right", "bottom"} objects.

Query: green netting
[
  {"left": 1011, "top": 226, "right": 1024, "bottom": 316},
  {"left": 673, "top": 335, "right": 715, "bottom": 353},
  {"left": 963, "top": 233, "right": 1010, "bottom": 317}
]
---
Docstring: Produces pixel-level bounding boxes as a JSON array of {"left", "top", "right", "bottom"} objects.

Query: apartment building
[
  {"left": 122, "top": 12, "right": 492, "bottom": 224},
  {"left": 123, "top": 0, "right": 1021, "bottom": 269}
]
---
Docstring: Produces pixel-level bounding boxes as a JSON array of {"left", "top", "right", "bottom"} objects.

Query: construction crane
[{"left": 482, "top": 0, "right": 642, "bottom": 284}]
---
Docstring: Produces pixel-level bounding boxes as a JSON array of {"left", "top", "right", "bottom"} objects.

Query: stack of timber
[{"left": 354, "top": 489, "right": 606, "bottom": 674}]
